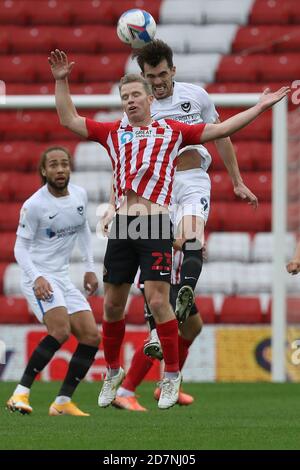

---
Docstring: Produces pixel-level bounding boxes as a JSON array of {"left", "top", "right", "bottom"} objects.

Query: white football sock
[
  {"left": 14, "top": 384, "right": 30, "bottom": 396},
  {"left": 117, "top": 387, "right": 135, "bottom": 398},
  {"left": 55, "top": 396, "right": 71, "bottom": 405}
]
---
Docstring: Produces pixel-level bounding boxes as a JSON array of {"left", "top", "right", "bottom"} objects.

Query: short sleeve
[
  {"left": 16, "top": 202, "right": 39, "bottom": 240},
  {"left": 198, "top": 88, "right": 219, "bottom": 123},
  {"left": 167, "top": 120, "right": 206, "bottom": 146},
  {"left": 85, "top": 118, "right": 116, "bottom": 144}
]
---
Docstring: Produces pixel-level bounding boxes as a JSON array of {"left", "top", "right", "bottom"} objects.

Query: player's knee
[
  {"left": 49, "top": 327, "right": 71, "bottom": 344},
  {"left": 82, "top": 330, "right": 101, "bottom": 347},
  {"left": 104, "top": 298, "right": 124, "bottom": 320},
  {"left": 147, "top": 297, "right": 166, "bottom": 317}
]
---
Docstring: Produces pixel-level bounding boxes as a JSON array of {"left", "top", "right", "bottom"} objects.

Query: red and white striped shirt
[{"left": 86, "top": 117, "right": 205, "bottom": 209}]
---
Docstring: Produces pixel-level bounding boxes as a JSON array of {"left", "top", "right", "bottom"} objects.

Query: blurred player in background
[
  {"left": 6, "top": 147, "right": 100, "bottom": 416},
  {"left": 49, "top": 48, "right": 289, "bottom": 409}
]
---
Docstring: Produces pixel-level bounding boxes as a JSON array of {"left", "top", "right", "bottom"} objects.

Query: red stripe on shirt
[
  {"left": 150, "top": 129, "right": 178, "bottom": 203},
  {"left": 136, "top": 136, "right": 164, "bottom": 196}
]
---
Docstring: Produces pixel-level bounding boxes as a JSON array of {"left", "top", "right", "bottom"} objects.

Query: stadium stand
[{"left": 0, "top": 0, "right": 298, "bottom": 326}]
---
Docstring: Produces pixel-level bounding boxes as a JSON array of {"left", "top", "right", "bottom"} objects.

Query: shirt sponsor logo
[
  {"left": 169, "top": 112, "right": 203, "bottom": 124},
  {"left": 120, "top": 131, "right": 134, "bottom": 144},
  {"left": 120, "top": 129, "right": 157, "bottom": 145}
]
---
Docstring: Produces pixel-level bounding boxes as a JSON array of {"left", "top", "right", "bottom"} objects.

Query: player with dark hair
[
  {"left": 107, "top": 39, "right": 260, "bottom": 410},
  {"left": 49, "top": 48, "right": 288, "bottom": 409},
  {"left": 7, "top": 147, "right": 100, "bottom": 416}
]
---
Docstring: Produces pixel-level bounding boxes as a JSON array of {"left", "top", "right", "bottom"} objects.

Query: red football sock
[
  {"left": 156, "top": 319, "right": 179, "bottom": 372},
  {"left": 122, "top": 345, "right": 155, "bottom": 392},
  {"left": 178, "top": 335, "right": 193, "bottom": 370},
  {"left": 102, "top": 319, "right": 125, "bottom": 370}
]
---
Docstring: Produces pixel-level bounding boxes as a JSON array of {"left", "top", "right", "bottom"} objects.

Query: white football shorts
[
  {"left": 170, "top": 168, "right": 211, "bottom": 230},
  {"left": 21, "top": 275, "right": 91, "bottom": 323}
]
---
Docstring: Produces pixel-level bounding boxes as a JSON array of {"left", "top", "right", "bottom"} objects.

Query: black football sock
[
  {"left": 58, "top": 343, "right": 98, "bottom": 398},
  {"left": 144, "top": 300, "right": 157, "bottom": 331},
  {"left": 140, "top": 287, "right": 157, "bottom": 331},
  {"left": 20, "top": 335, "right": 61, "bottom": 388},
  {"left": 180, "top": 238, "right": 203, "bottom": 291}
]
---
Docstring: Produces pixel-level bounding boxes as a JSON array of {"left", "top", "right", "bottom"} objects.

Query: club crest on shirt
[
  {"left": 77, "top": 206, "right": 84, "bottom": 215},
  {"left": 181, "top": 102, "right": 191, "bottom": 113}
]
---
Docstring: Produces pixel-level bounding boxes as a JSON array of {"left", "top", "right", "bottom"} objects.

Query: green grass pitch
[{"left": 0, "top": 382, "right": 299, "bottom": 450}]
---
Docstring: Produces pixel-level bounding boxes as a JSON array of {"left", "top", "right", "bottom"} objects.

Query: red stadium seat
[
  {"left": 0, "top": 202, "right": 22, "bottom": 231},
  {"left": 288, "top": 172, "right": 300, "bottom": 201},
  {"left": 251, "top": 142, "right": 272, "bottom": 171},
  {"left": 65, "top": 82, "right": 114, "bottom": 95},
  {"left": 0, "top": 173, "right": 13, "bottom": 202},
  {"left": 288, "top": 203, "right": 300, "bottom": 231},
  {"left": 25, "top": 0, "right": 72, "bottom": 25},
  {"left": 0, "top": 56, "right": 35, "bottom": 83},
  {"left": 79, "top": 53, "right": 129, "bottom": 82},
  {"left": 216, "top": 55, "right": 261, "bottom": 82},
  {"left": 214, "top": 202, "right": 271, "bottom": 232},
  {"left": 0, "top": 0, "right": 27, "bottom": 25},
  {"left": 206, "top": 81, "right": 289, "bottom": 94},
  {"left": 236, "top": 142, "right": 272, "bottom": 171},
  {"left": 111, "top": 1, "right": 161, "bottom": 23},
  {"left": 5, "top": 82, "right": 113, "bottom": 96},
  {"left": 88, "top": 296, "right": 104, "bottom": 324},
  {"left": 194, "top": 296, "right": 216, "bottom": 324},
  {"left": 266, "top": 298, "right": 300, "bottom": 324},
  {"left": 210, "top": 172, "right": 235, "bottom": 201},
  {"left": 242, "top": 172, "right": 272, "bottom": 201},
  {"left": 52, "top": 26, "right": 98, "bottom": 53},
  {"left": 0, "top": 142, "right": 36, "bottom": 171},
  {"left": 0, "top": 30, "right": 9, "bottom": 53},
  {"left": 70, "top": 0, "right": 114, "bottom": 25},
  {"left": 126, "top": 296, "right": 145, "bottom": 325},
  {"left": 97, "top": 26, "right": 131, "bottom": 53},
  {"left": 0, "top": 263, "right": 9, "bottom": 294},
  {"left": 219, "top": 108, "right": 272, "bottom": 141},
  {"left": 206, "top": 203, "right": 228, "bottom": 232},
  {"left": 288, "top": 0, "right": 300, "bottom": 23},
  {"left": 220, "top": 296, "right": 263, "bottom": 323},
  {"left": 5, "top": 83, "right": 55, "bottom": 95},
  {"left": 233, "top": 25, "right": 300, "bottom": 54},
  {"left": 9, "top": 26, "right": 54, "bottom": 53},
  {"left": 0, "top": 296, "right": 31, "bottom": 324},
  {"left": 249, "top": 0, "right": 290, "bottom": 25},
  {"left": 259, "top": 54, "right": 300, "bottom": 81},
  {"left": 10, "top": 173, "right": 41, "bottom": 202},
  {"left": 0, "top": 233, "right": 16, "bottom": 262},
  {"left": 207, "top": 141, "right": 269, "bottom": 172},
  {"left": 0, "top": 111, "right": 48, "bottom": 140},
  {"left": 232, "top": 26, "right": 275, "bottom": 53}
]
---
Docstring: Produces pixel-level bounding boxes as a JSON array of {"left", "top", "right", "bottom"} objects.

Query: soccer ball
[{"left": 117, "top": 9, "right": 156, "bottom": 49}]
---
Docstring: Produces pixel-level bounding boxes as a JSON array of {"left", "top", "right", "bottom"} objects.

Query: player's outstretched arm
[
  {"left": 201, "top": 87, "right": 290, "bottom": 143},
  {"left": 48, "top": 49, "right": 88, "bottom": 138}
]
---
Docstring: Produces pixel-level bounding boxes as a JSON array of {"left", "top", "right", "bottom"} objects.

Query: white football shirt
[
  {"left": 17, "top": 184, "right": 88, "bottom": 279},
  {"left": 151, "top": 81, "right": 219, "bottom": 171}
]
